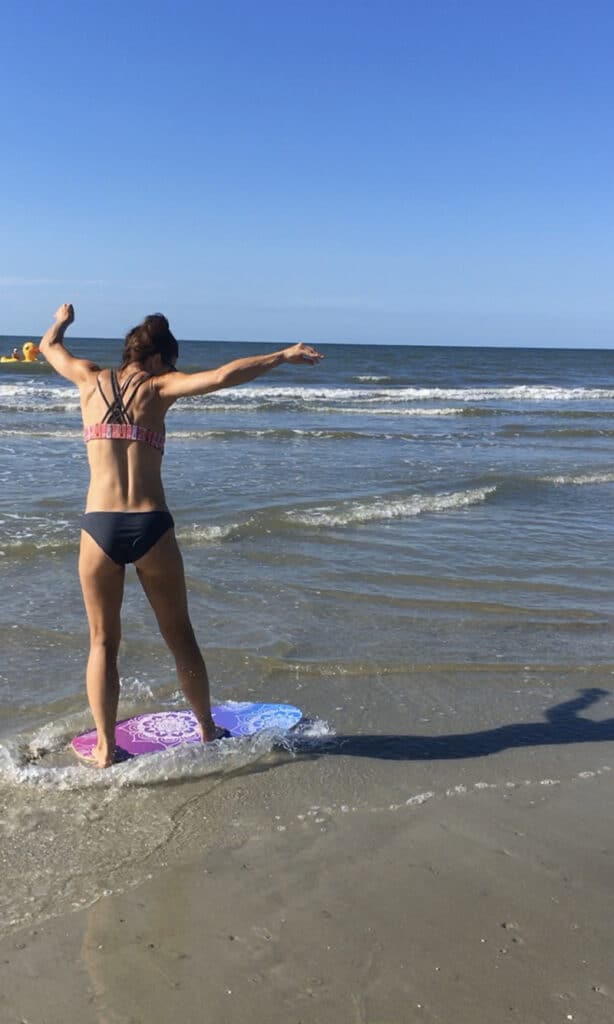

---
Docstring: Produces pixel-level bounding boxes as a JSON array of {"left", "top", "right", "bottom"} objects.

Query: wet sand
[{"left": 2, "top": 756, "right": 613, "bottom": 1024}]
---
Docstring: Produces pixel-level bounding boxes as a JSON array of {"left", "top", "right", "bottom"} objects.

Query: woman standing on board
[{"left": 40, "top": 304, "right": 323, "bottom": 767}]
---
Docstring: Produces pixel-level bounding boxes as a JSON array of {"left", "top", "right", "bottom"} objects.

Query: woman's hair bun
[{"left": 121, "top": 314, "right": 178, "bottom": 368}]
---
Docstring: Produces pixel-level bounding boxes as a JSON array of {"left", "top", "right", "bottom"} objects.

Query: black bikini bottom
[{"left": 81, "top": 510, "right": 174, "bottom": 565}]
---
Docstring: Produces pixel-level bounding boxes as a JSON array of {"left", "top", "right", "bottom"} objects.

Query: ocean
[{"left": 2, "top": 335, "right": 614, "bottom": 936}]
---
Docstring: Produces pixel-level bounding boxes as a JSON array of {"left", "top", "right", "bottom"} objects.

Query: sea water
[{"left": 1, "top": 335, "right": 614, "bottom": 933}]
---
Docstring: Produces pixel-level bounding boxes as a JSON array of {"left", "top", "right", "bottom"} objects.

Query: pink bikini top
[{"left": 84, "top": 370, "right": 165, "bottom": 453}]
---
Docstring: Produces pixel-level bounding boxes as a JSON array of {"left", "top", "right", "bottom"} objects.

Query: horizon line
[{"left": 2, "top": 333, "right": 614, "bottom": 353}]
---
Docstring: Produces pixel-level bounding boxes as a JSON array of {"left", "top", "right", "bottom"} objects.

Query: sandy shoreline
[{"left": 2, "top": 756, "right": 613, "bottom": 1024}]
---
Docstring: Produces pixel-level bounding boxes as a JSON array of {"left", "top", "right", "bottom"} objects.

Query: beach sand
[
  {"left": 2, "top": 748, "right": 613, "bottom": 1024},
  {"left": 3, "top": 338, "right": 614, "bottom": 1021}
]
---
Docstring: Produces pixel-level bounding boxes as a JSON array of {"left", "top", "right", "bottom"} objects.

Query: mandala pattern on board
[
  {"left": 122, "top": 711, "right": 200, "bottom": 747},
  {"left": 238, "top": 706, "right": 297, "bottom": 732},
  {"left": 73, "top": 703, "right": 303, "bottom": 760}
]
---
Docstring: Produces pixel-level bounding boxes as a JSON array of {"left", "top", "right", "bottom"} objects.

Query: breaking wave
[
  {"left": 541, "top": 472, "right": 614, "bottom": 486},
  {"left": 285, "top": 486, "right": 497, "bottom": 528}
]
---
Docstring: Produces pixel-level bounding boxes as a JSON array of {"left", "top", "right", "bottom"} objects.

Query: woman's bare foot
[
  {"left": 91, "top": 741, "right": 115, "bottom": 768},
  {"left": 197, "top": 718, "right": 231, "bottom": 742}
]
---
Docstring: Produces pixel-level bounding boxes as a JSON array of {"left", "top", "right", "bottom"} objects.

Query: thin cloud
[
  {"left": 0, "top": 277, "right": 161, "bottom": 291},
  {"left": 0, "top": 276, "right": 108, "bottom": 288}
]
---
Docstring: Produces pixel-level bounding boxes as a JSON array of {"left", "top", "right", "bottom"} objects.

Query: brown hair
[{"left": 120, "top": 314, "right": 179, "bottom": 370}]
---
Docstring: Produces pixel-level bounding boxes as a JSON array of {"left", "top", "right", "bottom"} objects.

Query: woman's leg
[
  {"left": 78, "top": 531, "right": 125, "bottom": 767},
  {"left": 135, "top": 530, "right": 217, "bottom": 740}
]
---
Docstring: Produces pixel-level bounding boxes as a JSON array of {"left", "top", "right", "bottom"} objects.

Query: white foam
[
  {"left": 405, "top": 791, "right": 434, "bottom": 806},
  {"left": 0, "top": 514, "right": 75, "bottom": 555},
  {"left": 286, "top": 486, "right": 496, "bottom": 528},
  {"left": 186, "top": 384, "right": 614, "bottom": 407},
  {"left": 352, "top": 375, "right": 393, "bottom": 383},
  {"left": 326, "top": 405, "right": 466, "bottom": 417},
  {"left": 0, "top": 428, "right": 82, "bottom": 439},
  {"left": 0, "top": 715, "right": 335, "bottom": 790},
  {"left": 200, "top": 405, "right": 465, "bottom": 418},
  {"left": 170, "top": 428, "right": 368, "bottom": 440},
  {"left": 0, "top": 381, "right": 79, "bottom": 413},
  {"left": 177, "top": 522, "right": 242, "bottom": 544},
  {"left": 541, "top": 472, "right": 614, "bottom": 486},
  {"left": 3, "top": 380, "right": 614, "bottom": 421}
]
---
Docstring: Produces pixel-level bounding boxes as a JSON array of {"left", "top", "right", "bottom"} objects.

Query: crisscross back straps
[{"left": 97, "top": 370, "right": 152, "bottom": 425}]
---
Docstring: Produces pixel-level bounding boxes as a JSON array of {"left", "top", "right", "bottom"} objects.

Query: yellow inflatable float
[{"left": 1, "top": 342, "right": 42, "bottom": 363}]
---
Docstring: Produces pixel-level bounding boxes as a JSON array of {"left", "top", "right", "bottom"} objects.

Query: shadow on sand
[{"left": 297, "top": 687, "right": 614, "bottom": 762}]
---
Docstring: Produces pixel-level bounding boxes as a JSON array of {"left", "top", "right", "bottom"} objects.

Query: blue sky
[{"left": 1, "top": 1, "right": 613, "bottom": 346}]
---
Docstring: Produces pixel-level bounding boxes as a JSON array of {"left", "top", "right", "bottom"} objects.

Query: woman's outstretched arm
[
  {"left": 156, "top": 342, "right": 324, "bottom": 402},
  {"left": 39, "top": 304, "right": 100, "bottom": 385}
]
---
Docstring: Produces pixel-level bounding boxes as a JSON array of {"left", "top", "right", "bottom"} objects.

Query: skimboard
[{"left": 71, "top": 702, "right": 303, "bottom": 763}]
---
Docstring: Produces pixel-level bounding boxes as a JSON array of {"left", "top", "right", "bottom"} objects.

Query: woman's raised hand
[
  {"left": 283, "top": 342, "right": 323, "bottom": 366},
  {"left": 54, "top": 303, "right": 75, "bottom": 327}
]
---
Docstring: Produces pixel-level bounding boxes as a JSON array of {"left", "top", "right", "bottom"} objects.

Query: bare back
[
  {"left": 40, "top": 306, "right": 322, "bottom": 515},
  {"left": 80, "top": 367, "right": 172, "bottom": 512}
]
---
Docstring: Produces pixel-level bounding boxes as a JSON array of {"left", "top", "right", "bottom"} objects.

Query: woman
[{"left": 40, "top": 303, "right": 323, "bottom": 767}]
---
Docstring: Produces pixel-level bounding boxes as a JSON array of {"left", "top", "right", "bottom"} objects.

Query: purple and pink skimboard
[{"left": 71, "top": 702, "right": 303, "bottom": 762}]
